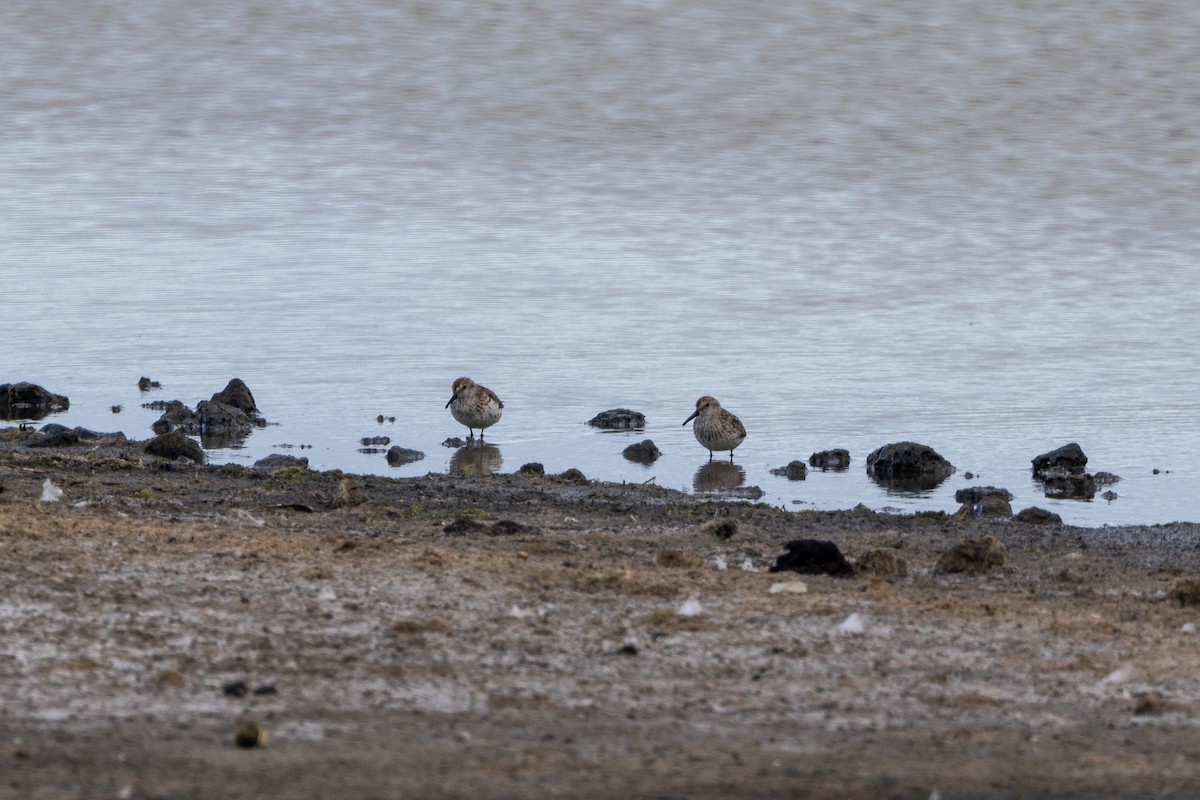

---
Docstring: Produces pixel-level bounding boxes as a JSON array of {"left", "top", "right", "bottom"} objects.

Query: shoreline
[{"left": 3, "top": 430, "right": 1200, "bottom": 798}]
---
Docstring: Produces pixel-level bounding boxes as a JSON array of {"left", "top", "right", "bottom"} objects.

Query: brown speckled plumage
[
  {"left": 683, "top": 395, "right": 746, "bottom": 460},
  {"left": 445, "top": 377, "right": 503, "bottom": 439}
]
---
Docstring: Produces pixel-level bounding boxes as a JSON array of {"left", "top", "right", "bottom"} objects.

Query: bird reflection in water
[
  {"left": 693, "top": 460, "right": 745, "bottom": 493},
  {"left": 450, "top": 440, "right": 502, "bottom": 477}
]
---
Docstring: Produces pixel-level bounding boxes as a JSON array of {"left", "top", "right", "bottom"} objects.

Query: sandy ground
[{"left": 2, "top": 429, "right": 1200, "bottom": 799}]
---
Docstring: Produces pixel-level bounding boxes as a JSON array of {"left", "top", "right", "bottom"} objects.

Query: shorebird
[
  {"left": 445, "top": 377, "right": 503, "bottom": 439},
  {"left": 683, "top": 395, "right": 746, "bottom": 461}
]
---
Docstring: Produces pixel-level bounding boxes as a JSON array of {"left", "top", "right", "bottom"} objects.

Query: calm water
[{"left": 4, "top": 1, "right": 1198, "bottom": 526}]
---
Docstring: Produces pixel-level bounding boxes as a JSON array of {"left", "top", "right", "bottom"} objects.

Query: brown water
[{"left": 4, "top": 1, "right": 1198, "bottom": 525}]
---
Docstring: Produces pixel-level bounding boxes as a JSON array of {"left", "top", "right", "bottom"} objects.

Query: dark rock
[
  {"left": 588, "top": 409, "right": 646, "bottom": 430},
  {"left": 770, "top": 460, "right": 808, "bottom": 480},
  {"left": 143, "top": 431, "right": 206, "bottom": 465},
  {"left": 150, "top": 380, "right": 267, "bottom": 447},
  {"left": 809, "top": 449, "right": 851, "bottom": 471},
  {"left": 192, "top": 400, "right": 259, "bottom": 436},
  {"left": 210, "top": 378, "right": 258, "bottom": 415},
  {"left": 517, "top": 462, "right": 545, "bottom": 476},
  {"left": 954, "top": 486, "right": 1013, "bottom": 504},
  {"left": 253, "top": 454, "right": 309, "bottom": 470},
  {"left": 855, "top": 549, "right": 908, "bottom": 578},
  {"left": 954, "top": 486, "right": 1014, "bottom": 518},
  {"left": 1032, "top": 443, "right": 1088, "bottom": 477},
  {"left": 28, "top": 424, "right": 79, "bottom": 447},
  {"left": 866, "top": 442, "right": 954, "bottom": 491},
  {"left": 956, "top": 496, "right": 1013, "bottom": 518},
  {"left": 361, "top": 436, "right": 391, "bottom": 447},
  {"left": 1014, "top": 506, "right": 1063, "bottom": 525},
  {"left": 28, "top": 425, "right": 124, "bottom": 448},
  {"left": 769, "top": 539, "right": 855, "bottom": 577},
  {"left": 555, "top": 468, "right": 588, "bottom": 484},
  {"left": 934, "top": 536, "right": 1009, "bottom": 575},
  {"left": 137, "top": 377, "right": 161, "bottom": 391},
  {"left": 0, "top": 383, "right": 69, "bottom": 420},
  {"left": 111, "top": 405, "right": 122, "bottom": 414},
  {"left": 376, "top": 415, "right": 396, "bottom": 423},
  {"left": 1102, "top": 490, "right": 1118, "bottom": 503},
  {"left": 222, "top": 681, "right": 249, "bottom": 698},
  {"left": 622, "top": 439, "right": 661, "bottom": 464},
  {"left": 385, "top": 446, "right": 425, "bottom": 466},
  {"left": 442, "top": 437, "right": 466, "bottom": 448},
  {"left": 1043, "top": 472, "right": 1095, "bottom": 500},
  {"left": 1094, "top": 471, "right": 1121, "bottom": 487},
  {"left": 154, "top": 400, "right": 196, "bottom": 432},
  {"left": 252, "top": 684, "right": 277, "bottom": 696}
]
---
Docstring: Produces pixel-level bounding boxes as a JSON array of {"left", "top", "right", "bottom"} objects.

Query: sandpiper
[
  {"left": 683, "top": 395, "right": 746, "bottom": 461},
  {"left": 445, "top": 377, "right": 503, "bottom": 439}
]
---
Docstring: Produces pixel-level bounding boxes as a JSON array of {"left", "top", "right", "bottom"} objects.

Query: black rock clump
[
  {"left": 27, "top": 424, "right": 124, "bottom": 448},
  {"left": 954, "top": 486, "right": 1014, "bottom": 518},
  {"left": 1014, "top": 506, "right": 1063, "bottom": 525},
  {"left": 770, "top": 461, "right": 808, "bottom": 480},
  {"left": 1031, "top": 443, "right": 1088, "bottom": 477},
  {"left": 622, "top": 439, "right": 661, "bottom": 464},
  {"left": 588, "top": 409, "right": 646, "bottom": 430},
  {"left": 555, "top": 468, "right": 589, "bottom": 484},
  {"left": 0, "top": 382, "right": 69, "bottom": 420},
  {"left": 809, "top": 449, "right": 851, "bottom": 471},
  {"left": 253, "top": 454, "right": 309, "bottom": 470},
  {"left": 769, "top": 539, "right": 855, "bottom": 577},
  {"left": 386, "top": 446, "right": 425, "bottom": 466},
  {"left": 143, "top": 431, "right": 206, "bottom": 465},
  {"left": 865, "top": 442, "right": 954, "bottom": 491}
]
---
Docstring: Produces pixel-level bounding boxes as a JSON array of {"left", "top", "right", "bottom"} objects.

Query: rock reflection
[
  {"left": 866, "top": 472, "right": 951, "bottom": 494},
  {"left": 200, "top": 431, "right": 250, "bottom": 450},
  {"left": 693, "top": 460, "right": 745, "bottom": 493},
  {"left": 450, "top": 441, "right": 502, "bottom": 477}
]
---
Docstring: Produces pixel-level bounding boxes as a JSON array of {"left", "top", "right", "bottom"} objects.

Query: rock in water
[
  {"left": 210, "top": 378, "right": 259, "bottom": 415},
  {"left": 865, "top": 442, "right": 954, "bottom": 491},
  {"left": 1031, "top": 443, "right": 1088, "bottom": 477},
  {"left": 588, "top": 409, "right": 646, "bottom": 430},
  {"left": 622, "top": 439, "right": 661, "bottom": 464},
  {"left": 386, "top": 446, "right": 425, "bottom": 466},
  {"left": 770, "top": 460, "right": 808, "bottom": 480},
  {"left": 0, "top": 382, "right": 69, "bottom": 420},
  {"left": 809, "top": 449, "right": 851, "bottom": 470}
]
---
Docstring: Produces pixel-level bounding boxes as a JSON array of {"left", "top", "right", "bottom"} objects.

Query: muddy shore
[{"left": 2, "top": 429, "right": 1199, "bottom": 799}]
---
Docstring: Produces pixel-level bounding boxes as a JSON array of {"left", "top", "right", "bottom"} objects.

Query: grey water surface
[{"left": 3, "top": 1, "right": 1198, "bottom": 526}]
